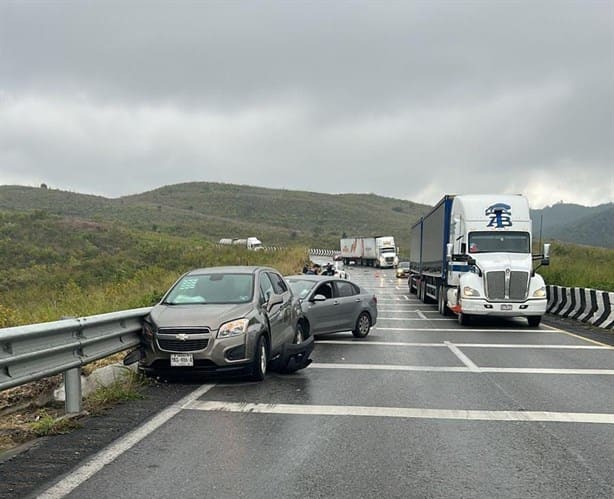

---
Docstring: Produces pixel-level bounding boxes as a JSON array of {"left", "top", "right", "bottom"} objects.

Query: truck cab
[
  {"left": 375, "top": 237, "right": 399, "bottom": 268},
  {"left": 445, "top": 195, "right": 549, "bottom": 326}
]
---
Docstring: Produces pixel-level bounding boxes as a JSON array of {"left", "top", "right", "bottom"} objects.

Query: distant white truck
[
  {"left": 340, "top": 236, "right": 399, "bottom": 268},
  {"left": 219, "top": 237, "right": 263, "bottom": 251}
]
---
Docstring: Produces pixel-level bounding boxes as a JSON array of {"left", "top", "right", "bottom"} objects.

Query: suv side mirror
[{"left": 267, "top": 293, "right": 284, "bottom": 311}]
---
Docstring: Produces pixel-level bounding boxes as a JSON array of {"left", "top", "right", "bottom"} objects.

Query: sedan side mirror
[{"left": 310, "top": 294, "right": 327, "bottom": 302}]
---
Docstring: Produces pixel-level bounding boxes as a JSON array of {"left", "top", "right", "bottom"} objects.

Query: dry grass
[{"left": 0, "top": 356, "right": 144, "bottom": 454}]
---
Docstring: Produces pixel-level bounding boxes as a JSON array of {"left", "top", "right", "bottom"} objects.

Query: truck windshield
[
  {"left": 468, "top": 231, "right": 530, "bottom": 254},
  {"left": 381, "top": 247, "right": 395, "bottom": 254}
]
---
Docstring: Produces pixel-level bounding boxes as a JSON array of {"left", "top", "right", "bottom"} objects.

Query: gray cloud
[{"left": 1, "top": 0, "right": 612, "bottom": 207}]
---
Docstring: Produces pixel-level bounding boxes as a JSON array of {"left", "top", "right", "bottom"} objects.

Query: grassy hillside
[
  {"left": 0, "top": 210, "right": 308, "bottom": 327},
  {"left": 539, "top": 241, "right": 614, "bottom": 291},
  {"left": 0, "top": 184, "right": 430, "bottom": 251}
]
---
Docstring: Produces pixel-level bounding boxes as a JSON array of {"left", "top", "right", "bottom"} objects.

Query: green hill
[
  {"left": 531, "top": 202, "right": 614, "bottom": 248},
  {"left": 0, "top": 183, "right": 431, "bottom": 251}
]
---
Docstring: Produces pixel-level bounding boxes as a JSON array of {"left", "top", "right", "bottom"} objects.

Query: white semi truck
[
  {"left": 409, "top": 194, "right": 550, "bottom": 326},
  {"left": 218, "top": 237, "right": 263, "bottom": 251},
  {"left": 340, "top": 236, "right": 399, "bottom": 268}
]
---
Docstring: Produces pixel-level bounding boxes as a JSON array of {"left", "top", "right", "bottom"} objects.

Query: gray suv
[{"left": 137, "top": 266, "right": 313, "bottom": 380}]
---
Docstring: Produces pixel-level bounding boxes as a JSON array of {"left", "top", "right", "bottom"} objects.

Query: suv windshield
[
  {"left": 164, "top": 273, "right": 254, "bottom": 304},
  {"left": 468, "top": 231, "right": 530, "bottom": 254}
]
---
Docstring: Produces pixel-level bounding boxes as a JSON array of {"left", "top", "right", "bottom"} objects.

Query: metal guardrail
[
  {"left": 546, "top": 286, "right": 614, "bottom": 329},
  {"left": 0, "top": 307, "right": 151, "bottom": 412}
]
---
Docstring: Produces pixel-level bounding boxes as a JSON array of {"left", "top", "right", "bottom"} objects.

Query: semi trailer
[
  {"left": 340, "top": 236, "right": 399, "bottom": 268},
  {"left": 218, "top": 237, "right": 263, "bottom": 251},
  {"left": 409, "top": 194, "right": 550, "bottom": 326}
]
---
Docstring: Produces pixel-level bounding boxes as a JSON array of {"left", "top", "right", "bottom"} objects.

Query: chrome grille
[
  {"left": 486, "top": 271, "right": 505, "bottom": 300},
  {"left": 156, "top": 327, "right": 210, "bottom": 352},
  {"left": 158, "top": 328, "right": 210, "bottom": 335},
  {"left": 158, "top": 338, "right": 209, "bottom": 352},
  {"left": 509, "top": 271, "right": 529, "bottom": 300},
  {"left": 485, "top": 271, "right": 529, "bottom": 301}
]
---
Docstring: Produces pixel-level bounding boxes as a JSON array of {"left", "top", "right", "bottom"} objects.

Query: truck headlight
[
  {"left": 463, "top": 286, "right": 481, "bottom": 297},
  {"left": 532, "top": 287, "right": 546, "bottom": 298},
  {"left": 218, "top": 318, "right": 249, "bottom": 338}
]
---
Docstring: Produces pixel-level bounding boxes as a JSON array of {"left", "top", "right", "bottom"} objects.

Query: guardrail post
[{"left": 64, "top": 367, "right": 82, "bottom": 413}]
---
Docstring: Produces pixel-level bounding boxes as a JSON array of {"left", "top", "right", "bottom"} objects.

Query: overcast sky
[{"left": 1, "top": 1, "right": 612, "bottom": 208}]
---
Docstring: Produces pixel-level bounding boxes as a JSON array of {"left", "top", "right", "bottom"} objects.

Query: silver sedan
[{"left": 285, "top": 275, "right": 377, "bottom": 338}]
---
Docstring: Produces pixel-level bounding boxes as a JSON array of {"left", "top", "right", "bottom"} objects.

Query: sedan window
[
  {"left": 314, "top": 282, "right": 335, "bottom": 299},
  {"left": 336, "top": 281, "right": 358, "bottom": 297}
]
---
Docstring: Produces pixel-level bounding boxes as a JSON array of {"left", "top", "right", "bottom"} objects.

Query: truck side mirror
[{"left": 541, "top": 243, "right": 551, "bottom": 266}]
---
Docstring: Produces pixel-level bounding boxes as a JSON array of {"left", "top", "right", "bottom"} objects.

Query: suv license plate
[
  {"left": 171, "top": 353, "right": 193, "bottom": 367},
  {"left": 500, "top": 304, "right": 513, "bottom": 311}
]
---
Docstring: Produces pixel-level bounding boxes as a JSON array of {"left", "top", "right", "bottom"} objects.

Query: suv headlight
[
  {"left": 218, "top": 318, "right": 249, "bottom": 338},
  {"left": 463, "top": 286, "right": 481, "bottom": 297},
  {"left": 532, "top": 287, "right": 546, "bottom": 298}
]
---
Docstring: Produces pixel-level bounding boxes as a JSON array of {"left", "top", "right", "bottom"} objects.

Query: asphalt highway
[{"left": 6, "top": 265, "right": 614, "bottom": 498}]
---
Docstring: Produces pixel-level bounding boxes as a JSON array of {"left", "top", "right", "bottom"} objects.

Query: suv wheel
[{"left": 249, "top": 335, "right": 268, "bottom": 381}]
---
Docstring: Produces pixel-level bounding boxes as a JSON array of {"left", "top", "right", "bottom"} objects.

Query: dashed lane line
[{"left": 185, "top": 400, "right": 614, "bottom": 425}]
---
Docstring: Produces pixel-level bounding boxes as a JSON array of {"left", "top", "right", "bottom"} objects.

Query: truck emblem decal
[
  {"left": 176, "top": 333, "right": 189, "bottom": 341},
  {"left": 485, "top": 203, "right": 512, "bottom": 228}
]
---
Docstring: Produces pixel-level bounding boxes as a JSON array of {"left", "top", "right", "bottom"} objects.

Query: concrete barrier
[{"left": 546, "top": 286, "right": 614, "bottom": 329}]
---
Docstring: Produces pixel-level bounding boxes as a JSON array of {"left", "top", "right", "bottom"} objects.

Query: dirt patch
[{"left": 0, "top": 352, "right": 130, "bottom": 453}]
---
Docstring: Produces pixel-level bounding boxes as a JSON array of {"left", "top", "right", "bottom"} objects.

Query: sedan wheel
[{"left": 352, "top": 312, "right": 371, "bottom": 338}]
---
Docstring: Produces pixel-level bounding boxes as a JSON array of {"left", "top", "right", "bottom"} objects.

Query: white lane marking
[
  {"left": 374, "top": 327, "right": 557, "bottom": 333},
  {"left": 378, "top": 317, "right": 456, "bottom": 321},
  {"left": 37, "top": 384, "right": 215, "bottom": 499},
  {"left": 481, "top": 367, "right": 614, "bottom": 375},
  {"left": 445, "top": 341, "right": 481, "bottom": 372},
  {"left": 316, "top": 340, "right": 447, "bottom": 347},
  {"left": 315, "top": 340, "right": 610, "bottom": 350},
  {"left": 185, "top": 401, "right": 614, "bottom": 425},
  {"left": 310, "top": 363, "right": 471, "bottom": 372},
  {"left": 309, "top": 363, "right": 614, "bottom": 375},
  {"left": 416, "top": 311, "right": 428, "bottom": 320}
]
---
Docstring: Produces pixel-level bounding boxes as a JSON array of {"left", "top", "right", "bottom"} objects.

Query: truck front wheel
[
  {"left": 458, "top": 312, "right": 471, "bottom": 326},
  {"left": 527, "top": 316, "right": 542, "bottom": 327}
]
